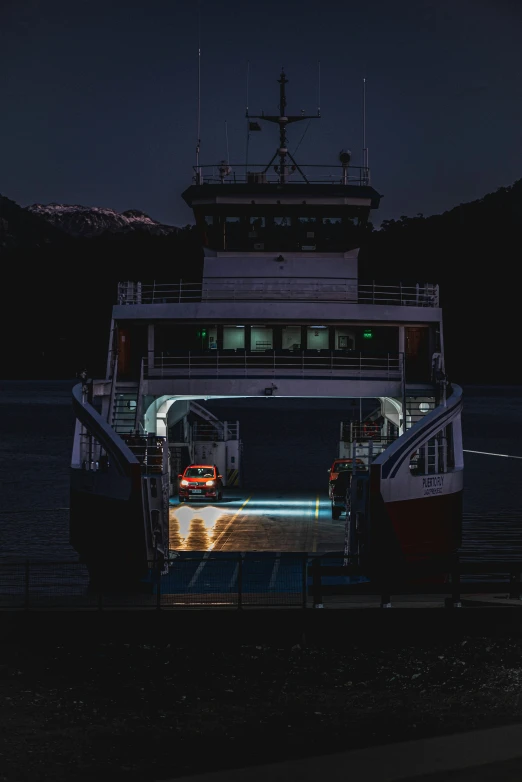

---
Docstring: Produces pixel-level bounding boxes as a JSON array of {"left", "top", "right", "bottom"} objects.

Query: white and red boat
[{"left": 70, "top": 70, "right": 463, "bottom": 586}]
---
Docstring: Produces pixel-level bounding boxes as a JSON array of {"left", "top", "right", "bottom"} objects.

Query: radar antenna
[{"left": 246, "top": 68, "right": 320, "bottom": 184}]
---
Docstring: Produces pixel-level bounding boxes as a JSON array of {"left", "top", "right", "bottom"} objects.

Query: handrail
[
  {"left": 136, "top": 357, "right": 145, "bottom": 432},
  {"left": 71, "top": 384, "right": 140, "bottom": 477},
  {"left": 107, "top": 350, "right": 118, "bottom": 426},
  {"left": 116, "top": 281, "right": 439, "bottom": 307},
  {"left": 144, "top": 351, "right": 403, "bottom": 380},
  {"left": 191, "top": 163, "right": 370, "bottom": 186}
]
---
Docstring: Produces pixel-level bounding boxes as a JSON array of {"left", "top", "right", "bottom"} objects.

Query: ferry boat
[{"left": 70, "top": 70, "right": 463, "bottom": 587}]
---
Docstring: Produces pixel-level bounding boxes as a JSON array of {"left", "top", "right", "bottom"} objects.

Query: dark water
[{"left": 1, "top": 381, "right": 521, "bottom": 561}]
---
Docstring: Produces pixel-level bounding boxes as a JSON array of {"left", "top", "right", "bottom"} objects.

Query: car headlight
[
  {"left": 181, "top": 479, "right": 189, "bottom": 486},
  {"left": 205, "top": 480, "right": 215, "bottom": 486}
]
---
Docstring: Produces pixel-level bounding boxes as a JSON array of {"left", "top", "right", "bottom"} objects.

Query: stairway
[
  {"left": 189, "top": 401, "right": 224, "bottom": 436},
  {"left": 111, "top": 383, "right": 139, "bottom": 434},
  {"left": 405, "top": 397, "right": 436, "bottom": 430}
]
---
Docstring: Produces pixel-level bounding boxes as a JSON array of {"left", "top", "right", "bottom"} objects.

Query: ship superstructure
[{"left": 70, "top": 70, "right": 463, "bottom": 586}]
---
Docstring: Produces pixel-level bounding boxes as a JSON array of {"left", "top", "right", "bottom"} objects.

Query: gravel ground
[{"left": 3, "top": 637, "right": 522, "bottom": 781}]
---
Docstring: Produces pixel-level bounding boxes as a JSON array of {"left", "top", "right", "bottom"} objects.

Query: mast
[{"left": 246, "top": 68, "right": 320, "bottom": 184}]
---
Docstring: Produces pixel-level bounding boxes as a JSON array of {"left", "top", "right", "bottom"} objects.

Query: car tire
[
  {"left": 332, "top": 505, "right": 341, "bottom": 520},
  {"left": 178, "top": 496, "right": 185, "bottom": 503},
  {"left": 217, "top": 492, "right": 223, "bottom": 502}
]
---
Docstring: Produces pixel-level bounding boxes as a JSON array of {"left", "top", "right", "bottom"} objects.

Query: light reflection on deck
[{"left": 169, "top": 490, "right": 345, "bottom": 553}]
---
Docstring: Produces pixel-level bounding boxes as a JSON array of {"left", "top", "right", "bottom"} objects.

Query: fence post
[
  {"left": 237, "top": 554, "right": 243, "bottom": 610},
  {"left": 302, "top": 554, "right": 308, "bottom": 609},
  {"left": 312, "top": 557, "right": 323, "bottom": 608},
  {"left": 24, "top": 561, "right": 30, "bottom": 610}
]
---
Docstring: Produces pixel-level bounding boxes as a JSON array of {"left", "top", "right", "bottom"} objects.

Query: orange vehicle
[
  {"left": 328, "top": 458, "right": 367, "bottom": 498},
  {"left": 178, "top": 464, "right": 223, "bottom": 502}
]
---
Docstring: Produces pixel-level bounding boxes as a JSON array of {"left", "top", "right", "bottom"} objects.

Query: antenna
[
  {"left": 246, "top": 60, "right": 250, "bottom": 115},
  {"left": 245, "top": 61, "right": 250, "bottom": 175},
  {"left": 362, "top": 77, "right": 369, "bottom": 179},
  {"left": 195, "top": 1, "right": 202, "bottom": 183},
  {"left": 225, "top": 120, "right": 230, "bottom": 163},
  {"left": 317, "top": 61, "right": 321, "bottom": 116}
]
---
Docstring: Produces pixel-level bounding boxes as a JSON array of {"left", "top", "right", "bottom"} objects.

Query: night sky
[{"left": 2, "top": 0, "right": 521, "bottom": 226}]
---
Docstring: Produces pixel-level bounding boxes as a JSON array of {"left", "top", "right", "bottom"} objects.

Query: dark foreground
[{"left": 4, "top": 611, "right": 522, "bottom": 781}]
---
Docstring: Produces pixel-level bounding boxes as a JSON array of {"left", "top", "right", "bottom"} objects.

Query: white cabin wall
[
  {"left": 203, "top": 249, "right": 359, "bottom": 283},
  {"left": 193, "top": 441, "right": 227, "bottom": 480}
]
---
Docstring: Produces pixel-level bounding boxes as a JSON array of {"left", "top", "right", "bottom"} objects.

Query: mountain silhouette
[{"left": 1, "top": 179, "right": 520, "bottom": 382}]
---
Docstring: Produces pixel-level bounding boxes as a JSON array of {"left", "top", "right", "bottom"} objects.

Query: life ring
[{"left": 362, "top": 422, "right": 380, "bottom": 438}]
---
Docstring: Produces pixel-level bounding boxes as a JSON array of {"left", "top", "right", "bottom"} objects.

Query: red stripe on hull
[{"left": 386, "top": 491, "right": 462, "bottom": 560}]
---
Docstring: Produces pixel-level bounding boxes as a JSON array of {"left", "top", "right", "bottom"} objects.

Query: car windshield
[
  {"left": 334, "top": 462, "right": 352, "bottom": 471},
  {"left": 185, "top": 467, "right": 215, "bottom": 478}
]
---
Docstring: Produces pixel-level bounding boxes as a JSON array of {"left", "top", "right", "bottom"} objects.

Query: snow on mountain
[{"left": 26, "top": 203, "right": 178, "bottom": 238}]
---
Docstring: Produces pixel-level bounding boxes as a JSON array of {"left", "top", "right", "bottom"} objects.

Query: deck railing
[
  {"left": 117, "top": 281, "right": 439, "bottom": 307},
  {"left": 192, "top": 163, "right": 370, "bottom": 186},
  {"left": 145, "top": 351, "right": 403, "bottom": 380}
]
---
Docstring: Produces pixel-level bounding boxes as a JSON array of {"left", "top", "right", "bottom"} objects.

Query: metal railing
[
  {"left": 146, "top": 351, "right": 403, "bottom": 380},
  {"left": 193, "top": 163, "right": 370, "bottom": 186},
  {"left": 76, "top": 432, "right": 167, "bottom": 474},
  {"left": 358, "top": 283, "right": 439, "bottom": 307},
  {"left": 3, "top": 554, "right": 522, "bottom": 610},
  {"left": 120, "top": 434, "right": 167, "bottom": 473},
  {"left": 117, "top": 281, "right": 439, "bottom": 307},
  {"left": 192, "top": 422, "right": 240, "bottom": 441}
]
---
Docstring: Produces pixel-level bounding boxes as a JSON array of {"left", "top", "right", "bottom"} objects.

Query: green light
[{"left": 363, "top": 329, "right": 373, "bottom": 339}]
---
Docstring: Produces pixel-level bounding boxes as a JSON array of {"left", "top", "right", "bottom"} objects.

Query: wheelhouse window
[
  {"left": 307, "top": 326, "right": 328, "bottom": 350},
  {"left": 282, "top": 326, "right": 301, "bottom": 350},
  {"left": 224, "top": 216, "right": 242, "bottom": 250},
  {"left": 271, "top": 216, "right": 293, "bottom": 251},
  {"left": 335, "top": 328, "right": 355, "bottom": 350},
  {"left": 156, "top": 325, "right": 217, "bottom": 353},
  {"left": 250, "top": 326, "right": 273, "bottom": 351},
  {"left": 321, "top": 217, "right": 343, "bottom": 250},
  {"left": 202, "top": 215, "right": 219, "bottom": 248},
  {"left": 297, "top": 216, "right": 316, "bottom": 250},
  {"left": 354, "top": 326, "right": 399, "bottom": 353},
  {"left": 248, "top": 216, "right": 266, "bottom": 250},
  {"left": 223, "top": 326, "right": 245, "bottom": 350},
  {"left": 208, "top": 326, "right": 218, "bottom": 349}
]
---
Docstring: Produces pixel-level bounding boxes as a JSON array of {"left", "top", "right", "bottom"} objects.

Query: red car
[
  {"left": 328, "top": 457, "right": 366, "bottom": 498},
  {"left": 178, "top": 464, "right": 223, "bottom": 502}
]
